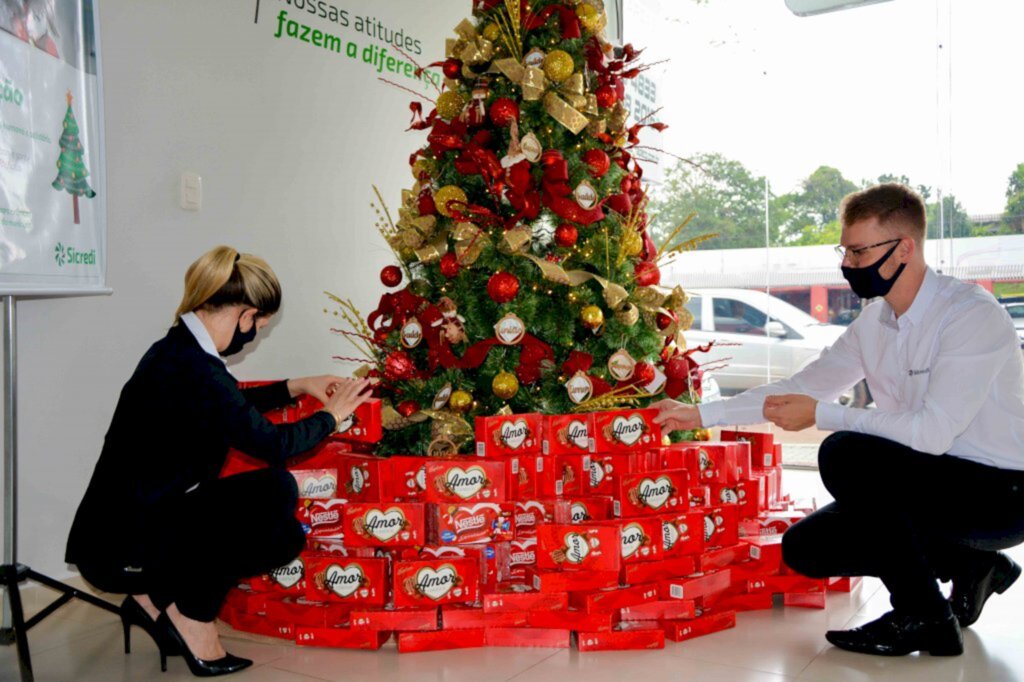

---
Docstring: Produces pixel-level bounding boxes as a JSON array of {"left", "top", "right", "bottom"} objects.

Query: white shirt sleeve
[
  {"left": 812, "top": 303, "right": 1016, "bottom": 455},
  {"left": 698, "top": 323, "right": 866, "bottom": 427}
]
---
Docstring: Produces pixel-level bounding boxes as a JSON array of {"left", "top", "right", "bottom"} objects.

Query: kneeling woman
[{"left": 66, "top": 246, "right": 372, "bottom": 677}]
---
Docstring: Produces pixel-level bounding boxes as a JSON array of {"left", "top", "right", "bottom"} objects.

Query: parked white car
[{"left": 682, "top": 288, "right": 872, "bottom": 408}]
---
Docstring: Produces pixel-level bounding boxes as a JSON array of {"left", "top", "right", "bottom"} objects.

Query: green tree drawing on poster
[{"left": 51, "top": 91, "right": 96, "bottom": 225}]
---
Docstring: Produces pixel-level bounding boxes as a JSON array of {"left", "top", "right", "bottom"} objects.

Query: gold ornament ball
[
  {"left": 411, "top": 158, "right": 432, "bottom": 179},
  {"left": 576, "top": 4, "right": 601, "bottom": 31},
  {"left": 543, "top": 50, "right": 575, "bottom": 83},
  {"left": 436, "top": 90, "right": 466, "bottom": 120},
  {"left": 434, "top": 185, "right": 467, "bottom": 218},
  {"left": 449, "top": 389, "right": 473, "bottom": 412},
  {"left": 482, "top": 23, "right": 501, "bottom": 41},
  {"left": 694, "top": 427, "right": 713, "bottom": 442},
  {"left": 580, "top": 305, "right": 605, "bottom": 330},
  {"left": 621, "top": 230, "right": 643, "bottom": 257},
  {"left": 492, "top": 371, "right": 520, "bottom": 400}
]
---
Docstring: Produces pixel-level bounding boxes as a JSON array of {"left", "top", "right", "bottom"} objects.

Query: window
[
  {"left": 685, "top": 296, "right": 702, "bottom": 330},
  {"left": 713, "top": 298, "right": 767, "bottom": 336}
]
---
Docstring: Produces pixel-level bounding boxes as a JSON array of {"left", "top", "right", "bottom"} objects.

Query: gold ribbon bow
[
  {"left": 494, "top": 58, "right": 591, "bottom": 134},
  {"left": 453, "top": 222, "right": 488, "bottom": 265},
  {"left": 522, "top": 253, "right": 631, "bottom": 315},
  {"left": 449, "top": 19, "right": 494, "bottom": 67}
]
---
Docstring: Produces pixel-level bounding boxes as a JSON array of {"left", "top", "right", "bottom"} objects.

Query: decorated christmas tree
[
  {"left": 329, "top": 0, "right": 710, "bottom": 456},
  {"left": 51, "top": 91, "right": 97, "bottom": 225}
]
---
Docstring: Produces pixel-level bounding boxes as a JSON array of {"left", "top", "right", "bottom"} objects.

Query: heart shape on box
[
  {"left": 445, "top": 466, "right": 488, "bottom": 499},
  {"left": 636, "top": 476, "right": 673, "bottom": 510},
  {"left": 301, "top": 474, "right": 337, "bottom": 498},
  {"left": 270, "top": 558, "right": 304, "bottom": 589},
  {"left": 704, "top": 515, "right": 716, "bottom": 542},
  {"left": 415, "top": 466, "right": 427, "bottom": 491},
  {"left": 611, "top": 415, "right": 646, "bottom": 446},
  {"left": 336, "top": 416, "right": 354, "bottom": 434},
  {"left": 719, "top": 488, "right": 739, "bottom": 504},
  {"left": 568, "top": 419, "right": 589, "bottom": 449},
  {"left": 499, "top": 419, "right": 530, "bottom": 450},
  {"left": 662, "top": 519, "right": 680, "bottom": 551},
  {"left": 698, "top": 450, "right": 712, "bottom": 471},
  {"left": 324, "top": 563, "right": 364, "bottom": 598},
  {"left": 563, "top": 532, "right": 591, "bottom": 564},
  {"left": 415, "top": 565, "right": 457, "bottom": 601},
  {"left": 349, "top": 467, "right": 365, "bottom": 494},
  {"left": 589, "top": 461, "right": 605, "bottom": 487},
  {"left": 364, "top": 507, "right": 407, "bottom": 542},
  {"left": 621, "top": 522, "right": 646, "bottom": 559},
  {"left": 570, "top": 502, "right": 590, "bottom": 523}
]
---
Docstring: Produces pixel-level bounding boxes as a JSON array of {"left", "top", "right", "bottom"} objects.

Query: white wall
[{"left": 0, "top": 0, "right": 464, "bottom": 580}]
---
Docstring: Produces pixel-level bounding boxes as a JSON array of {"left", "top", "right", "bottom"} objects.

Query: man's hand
[
  {"left": 763, "top": 394, "right": 818, "bottom": 431},
  {"left": 288, "top": 375, "right": 361, "bottom": 404},
  {"left": 650, "top": 399, "right": 703, "bottom": 432}
]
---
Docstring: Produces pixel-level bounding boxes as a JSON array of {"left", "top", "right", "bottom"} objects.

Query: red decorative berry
[
  {"left": 384, "top": 350, "right": 416, "bottom": 381},
  {"left": 633, "top": 361, "right": 656, "bottom": 385},
  {"left": 634, "top": 261, "right": 661, "bottom": 287},
  {"left": 554, "top": 223, "right": 578, "bottom": 247},
  {"left": 606, "top": 193, "right": 632, "bottom": 216},
  {"left": 595, "top": 84, "right": 617, "bottom": 108},
  {"left": 380, "top": 265, "right": 403, "bottom": 288},
  {"left": 397, "top": 400, "right": 421, "bottom": 417},
  {"left": 487, "top": 271, "right": 520, "bottom": 303},
  {"left": 442, "top": 58, "right": 463, "bottom": 80},
  {"left": 489, "top": 97, "right": 520, "bottom": 127},
  {"left": 417, "top": 192, "right": 436, "bottom": 216},
  {"left": 582, "top": 149, "right": 610, "bottom": 178},
  {"left": 439, "top": 252, "right": 461, "bottom": 279}
]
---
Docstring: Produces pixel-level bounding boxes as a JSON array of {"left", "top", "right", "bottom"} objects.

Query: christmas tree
[
  {"left": 330, "top": 0, "right": 709, "bottom": 456},
  {"left": 51, "top": 91, "right": 97, "bottom": 225}
]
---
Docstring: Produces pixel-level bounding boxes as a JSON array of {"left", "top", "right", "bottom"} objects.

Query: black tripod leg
[{"left": 6, "top": 577, "right": 33, "bottom": 682}]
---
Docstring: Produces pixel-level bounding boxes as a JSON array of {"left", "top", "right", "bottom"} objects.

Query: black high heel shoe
[
  {"left": 120, "top": 596, "right": 179, "bottom": 659},
  {"left": 156, "top": 612, "right": 252, "bottom": 677}
]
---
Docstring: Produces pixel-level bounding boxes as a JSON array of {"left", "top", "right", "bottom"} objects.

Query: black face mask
[
  {"left": 841, "top": 240, "right": 906, "bottom": 300},
  {"left": 221, "top": 319, "right": 257, "bottom": 357}
]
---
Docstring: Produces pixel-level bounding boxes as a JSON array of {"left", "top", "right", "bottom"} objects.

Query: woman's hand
[
  {"left": 287, "top": 375, "right": 350, "bottom": 404},
  {"left": 650, "top": 398, "right": 703, "bottom": 432},
  {"left": 322, "top": 378, "right": 375, "bottom": 425}
]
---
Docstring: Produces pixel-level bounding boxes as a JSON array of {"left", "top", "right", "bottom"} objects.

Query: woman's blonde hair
[{"left": 174, "top": 245, "right": 281, "bottom": 321}]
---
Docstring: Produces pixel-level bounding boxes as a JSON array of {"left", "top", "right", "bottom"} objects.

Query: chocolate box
[
  {"left": 295, "top": 626, "right": 390, "bottom": 650},
  {"left": 536, "top": 524, "right": 621, "bottom": 572},
  {"left": 615, "top": 469, "right": 690, "bottom": 517},
  {"left": 303, "top": 498, "right": 348, "bottom": 538},
  {"left": 600, "top": 517, "right": 664, "bottom": 564},
  {"left": 659, "top": 569, "right": 732, "bottom": 601},
  {"left": 661, "top": 610, "right": 736, "bottom": 642},
  {"left": 486, "top": 627, "right": 571, "bottom": 648},
  {"left": 660, "top": 510, "right": 706, "bottom": 558},
  {"left": 483, "top": 584, "right": 568, "bottom": 613},
  {"left": 428, "top": 502, "right": 515, "bottom": 545},
  {"left": 392, "top": 558, "right": 481, "bottom": 608},
  {"left": 290, "top": 468, "right": 339, "bottom": 500},
  {"left": 543, "top": 413, "right": 595, "bottom": 455},
  {"left": 424, "top": 459, "right": 506, "bottom": 503},
  {"left": 592, "top": 408, "right": 661, "bottom": 453},
  {"left": 397, "top": 629, "right": 485, "bottom": 653},
  {"left": 349, "top": 607, "right": 439, "bottom": 632},
  {"left": 328, "top": 398, "right": 382, "bottom": 444},
  {"left": 475, "top": 412, "right": 543, "bottom": 457},
  {"left": 304, "top": 556, "right": 388, "bottom": 606},
  {"left": 342, "top": 502, "right": 426, "bottom": 547},
  {"left": 385, "top": 456, "right": 430, "bottom": 502},
  {"left": 576, "top": 624, "right": 665, "bottom": 651},
  {"left": 567, "top": 496, "right": 615, "bottom": 524}
]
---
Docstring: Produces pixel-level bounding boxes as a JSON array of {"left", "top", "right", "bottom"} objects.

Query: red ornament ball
[
  {"left": 417, "top": 193, "right": 436, "bottom": 216},
  {"left": 384, "top": 350, "right": 416, "bottom": 382},
  {"left": 633, "top": 361, "right": 656, "bottom": 385},
  {"left": 595, "top": 84, "right": 618, "bottom": 108},
  {"left": 487, "top": 271, "right": 520, "bottom": 303},
  {"left": 656, "top": 310, "right": 676, "bottom": 330},
  {"left": 554, "top": 223, "right": 578, "bottom": 247},
  {"left": 582, "top": 149, "right": 611, "bottom": 178},
  {"left": 380, "top": 265, "right": 403, "bottom": 288},
  {"left": 439, "top": 252, "right": 461, "bottom": 279},
  {"left": 665, "top": 354, "right": 692, "bottom": 381},
  {"left": 397, "top": 400, "right": 421, "bottom": 418},
  {"left": 489, "top": 97, "right": 520, "bottom": 127},
  {"left": 606, "top": 193, "right": 632, "bottom": 216},
  {"left": 634, "top": 261, "right": 661, "bottom": 287},
  {"left": 442, "top": 58, "right": 463, "bottom": 80}
]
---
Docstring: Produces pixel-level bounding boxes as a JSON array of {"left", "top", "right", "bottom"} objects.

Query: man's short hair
[{"left": 840, "top": 183, "right": 927, "bottom": 243}]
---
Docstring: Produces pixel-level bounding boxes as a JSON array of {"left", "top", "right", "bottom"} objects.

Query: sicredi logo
[{"left": 54, "top": 242, "right": 96, "bottom": 268}]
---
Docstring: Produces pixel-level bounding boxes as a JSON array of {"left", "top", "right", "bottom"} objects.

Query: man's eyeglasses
[{"left": 834, "top": 238, "right": 901, "bottom": 262}]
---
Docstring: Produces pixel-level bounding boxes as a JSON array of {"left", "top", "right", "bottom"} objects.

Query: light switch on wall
[{"left": 180, "top": 172, "right": 202, "bottom": 211}]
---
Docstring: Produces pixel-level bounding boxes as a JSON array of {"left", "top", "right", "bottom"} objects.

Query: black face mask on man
[
  {"left": 220, "top": 313, "right": 258, "bottom": 357},
  {"left": 841, "top": 240, "right": 906, "bottom": 299}
]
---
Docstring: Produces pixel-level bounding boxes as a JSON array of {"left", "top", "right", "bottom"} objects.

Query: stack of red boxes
[{"left": 219, "top": 391, "right": 855, "bottom": 652}]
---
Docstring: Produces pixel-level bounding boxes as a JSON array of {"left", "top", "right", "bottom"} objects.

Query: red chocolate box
[
  {"left": 424, "top": 459, "right": 506, "bottom": 504},
  {"left": 304, "top": 556, "right": 388, "bottom": 606},
  {"left": 249, "top": 554, "right": 309, "bottom": 595},
  {"left": 483, "top": 583, "right": 568, "bottom": 613},
  {"left": 417, "top": 543, "right": 511, "bottom": 588},
  {"left": 295, "top": 626, "right": 389, "bottom": 650},
  {"left": 616, "top": 469, "right": 690, "bottom": 518},
  {"left": 567, "top": 496, "right": 615, "bottom": 524},
  {"left": 577, "top": 624, "right": 665, "bottom": 651},
  {"left": 290, "top": 468, "right": 339, "bottom": 499},
  {"left": 349, "top": 607, "right": 439, "bottom": 632},
  {"left": 506, "top": 455, "right": 539, "bottom": 500},
  {"left": 442, "top": 605, "right": 529, "bottom": 629},
  {"left": 660, "top": 510, "right": 706, "bottom": 558},
  {"left": 659, "top": 569, "right": 732, "bottom": 601},
  {"left": 528, "top": 608, "right": 616, "bottom": 632},
  {"left": 392, "top": 558, "right": 480, "bottom": 608},
  {"left": 662, "top": 610, "right": 736, "bottom": 642},
  {"left": 526, "top": 567, "right": 621, "bottom": 594},
  {"left": 429, "top": 502, "right": 515, "bottom": 545},
  {"left": 303, "top": 498, "right": 347, "bottom": 538},
  {"left": 486, "top": 627, "right": 571, "bottom": 648},
  {"left": 622, "top": 556, "right": 698, "bottom": 585},
  {"left": 475, "top": 412, "right": 543, "bottom": 457},
  {"left": 588, "top": 454, "right": 639, "bottom": 495},
  {"left": 601, "top": 517, "right": 664, "bottom": 564},
  {"left": 509, "top": 537, "right": 537, "bottom": 580},
  {"left": 569, "top": 583, "right": 659, "bottom": 614},
  {"left": 342, "top": 502, "right": 425, "bottom": 547},
  {"left": 536, "top": 524, "right": 621, "bottom": 572},
  {"left": 336, "top": 453, "right": 386, "bottom": 502},
  {"left": 721, "top": 430, "right": 775, "bottom": 467},
  {"left": 514, "top": 499, "right": 569, "bottom": 538},
  {"left": 223, "top": 610, "right": 294, "bottom": 640},
  {"left": 397, "top": 629, "right": 485, "bottom": 653},
  {"left": 592, "top": 408, "right": 662, "bottom": 453},
  {"left": 329, "top": 398, "right": 382, "bottom": 444},
  {"left": 697, "top": 544, "right": 751, "bottom": 572},
  {"left": 619, "top": 599, "right": 696, "bottom": 621},
  {"left": 536, "top": 454, "right": 591, "bottom": 497},
  {"left": 704, "top": 505, "right": 740, "bottom": 549},
  {"left": 264, "top": 598, "right": 351, "bottom": 629},
  {"left": 385, "top": 456, "right": 429, "bottom": 502},
  {"left": 543, "top": 413, "right": 595, "bottom": 455}
]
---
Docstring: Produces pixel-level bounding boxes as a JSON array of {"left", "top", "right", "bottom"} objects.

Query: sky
[{"left": 624, "top": 0, "right": 1023, "bottom": 216}]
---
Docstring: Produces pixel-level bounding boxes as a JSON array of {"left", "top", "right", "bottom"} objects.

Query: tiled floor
[{"left": 3, "top": 469, "right": 1023, "bottom": 681}]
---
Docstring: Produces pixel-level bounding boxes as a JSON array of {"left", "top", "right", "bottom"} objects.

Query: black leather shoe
[
  {"left": 156, "top": 613, "right": 253, "bottom": 677},
  {"left": 950, "top": 552, "right": 1021, "bottom": 628},
  {"left": 120, "top": 596, "right": 179, "bottom": 658},
  {"left": 825, "top": 610, "right": 963, "bottom": 656}
]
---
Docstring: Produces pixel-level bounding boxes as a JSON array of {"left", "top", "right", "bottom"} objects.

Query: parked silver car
[{"left": 683, "top": 288, "right": 872, "bottom": 408}]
